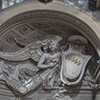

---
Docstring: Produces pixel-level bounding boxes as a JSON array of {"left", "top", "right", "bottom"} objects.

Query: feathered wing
[
  {"left": 0, "top": 35, "right": 63, "bottom": 62},
  {"left": 0, "top": 42, "right": 43, "bottom": 62}
]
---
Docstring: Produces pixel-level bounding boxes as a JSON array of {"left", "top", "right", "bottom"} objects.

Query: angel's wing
[
  {"left": 0, "top": 42, "right": 43, "bottom": 62},
  {"left": 0, "top": 35, "right": 62, "bottom": 62}
]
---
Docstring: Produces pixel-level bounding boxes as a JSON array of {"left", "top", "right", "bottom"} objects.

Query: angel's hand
[{"left": 48, "top": 62, "right": 57, "bottom": 68}]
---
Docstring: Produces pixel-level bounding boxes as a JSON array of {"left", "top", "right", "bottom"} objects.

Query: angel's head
[{"left": 42, "top": 35, "right": 62, "bottom": 51}]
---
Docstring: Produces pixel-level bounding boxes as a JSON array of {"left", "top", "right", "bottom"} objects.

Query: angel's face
[{"left": 49, "top": 40, "right": 58, "bottom": 51}]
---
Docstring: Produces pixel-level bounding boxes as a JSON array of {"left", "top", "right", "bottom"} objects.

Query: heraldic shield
[{"left": 60, "top": 49, "right": 91, "bottom": 85}]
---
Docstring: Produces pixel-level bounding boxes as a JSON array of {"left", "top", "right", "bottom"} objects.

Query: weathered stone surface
[{"left": 0, "top": 1, "right": 99, "bottom": 100}]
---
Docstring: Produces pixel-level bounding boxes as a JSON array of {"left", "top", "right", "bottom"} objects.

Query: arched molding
[{"left": 0, "top": 1, "right": 99, "bottom": 57}]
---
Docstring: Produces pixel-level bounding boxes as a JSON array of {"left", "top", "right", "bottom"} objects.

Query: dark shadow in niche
[{"left": 38, "top": 0, "right": 53, "bottom": 3}]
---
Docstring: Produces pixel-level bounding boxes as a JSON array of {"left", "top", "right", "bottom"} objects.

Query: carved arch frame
[
  {"left": 0, "top": 1, "right": 100, "bottom": 99},
  {"left": 0, "top": 1, "right": 99, "bottom": 57}
]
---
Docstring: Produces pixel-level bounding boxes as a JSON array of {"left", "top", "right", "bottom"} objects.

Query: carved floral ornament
[{"left": 0, "top": 34, "right": 99, "bottom": 100}]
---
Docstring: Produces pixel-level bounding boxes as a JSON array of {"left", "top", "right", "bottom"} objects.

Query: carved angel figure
[
  {"left": 0, "top": 35, "right": 92, "bottom": 98},
  {"left": 0, "top": 35, "right": 63, "bottom": 95},
  {"left": 37, "top": 37, "right": 62, "bottom": 88}
]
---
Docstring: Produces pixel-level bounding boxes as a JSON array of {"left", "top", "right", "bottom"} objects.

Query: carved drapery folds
[{"left": 0, "top": 33, "right": 99, "bottom": 100}]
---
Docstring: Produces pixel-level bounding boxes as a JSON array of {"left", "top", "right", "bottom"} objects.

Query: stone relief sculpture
[
  {"left": 0, "top": 34, "right": 98, "bottom": 99},
  {"left": 61, "top": 36, "right": 91, "bottom": 86}
]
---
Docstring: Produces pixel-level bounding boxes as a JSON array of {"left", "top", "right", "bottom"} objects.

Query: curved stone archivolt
[
  {"left": 0, "top": 0, "right": 99, "bottom": 56},
  {"left": 0, "top": 0, "right": 99, "bottom": 100}
]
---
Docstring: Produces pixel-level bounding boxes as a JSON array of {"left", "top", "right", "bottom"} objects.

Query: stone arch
[
  {"left": 0, "top": 1, "right": 99, "bottom": 57},
  {"left": 0, "top": 1, "right": 99, "bottom": 100}
]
